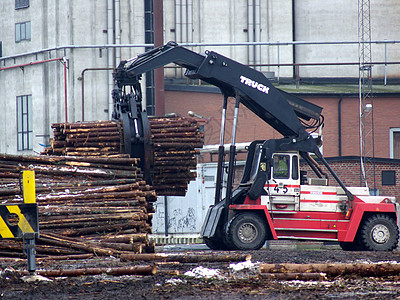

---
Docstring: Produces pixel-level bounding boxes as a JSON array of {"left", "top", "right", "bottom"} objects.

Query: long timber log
[
  {"left": 120, "top": 253, "right": 252, "bottom": 263},
  {"left": 33, "top": 265, "right": 157, "bottom": 277},
  {"left": 259, "top": 263, "right": 400, "bottom": 277}
]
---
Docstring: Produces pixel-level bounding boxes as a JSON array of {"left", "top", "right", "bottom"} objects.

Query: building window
[
  {"left": 382, "top": 170, "right": 396, "bottom": 186},
  {"left": 15, "top": 21, "right": 31, "bottom": 42},
  {"left": 15, "top": 0, "right": 29, "bottom": 9},
  {"left": 17, "top": 95, "right": 33, "bottom": 151},
  {"left": 389, "top": 128, "right": 400, "bottom": 159},
  {"left": 0, "top": 41, "right": 2, "bottom": 57}
]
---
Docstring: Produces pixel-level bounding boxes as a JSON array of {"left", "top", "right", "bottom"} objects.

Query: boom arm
[
  {"left": 112, "top": 41, "right": 353, "bottom": 201},
  {"left": 113, "top": 41, "right": 322, "bottom": 140}
]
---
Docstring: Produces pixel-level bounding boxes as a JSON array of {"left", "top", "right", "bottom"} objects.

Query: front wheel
[
  {"left": 360, "top": 214, "right": 399, "bottom": 251},
  {"left": 226, "top": 213, "right": 267, "bottom": 250},
  {"left": 203, "top": 237, "right": 227, "bottom": 250}
]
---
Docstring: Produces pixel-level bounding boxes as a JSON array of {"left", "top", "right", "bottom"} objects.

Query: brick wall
[
  {"left": 300, "top": 157, "right": 400, "bottom": 201},
  {"left": 165, "top": 89, "right": 400, "bottom": 158}
]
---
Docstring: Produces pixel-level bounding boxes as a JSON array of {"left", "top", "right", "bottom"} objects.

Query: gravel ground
[{"left": 1, "top": 243, "right": 400, "bottom": 299}]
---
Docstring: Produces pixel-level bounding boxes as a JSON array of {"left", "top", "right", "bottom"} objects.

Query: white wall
[{"left": 0, "top": 0, "right": 399, "bottom": 154}]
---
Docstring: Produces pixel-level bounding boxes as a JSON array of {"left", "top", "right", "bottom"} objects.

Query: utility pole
[{"left": 358, "top": 0, "right": 376, "bottom": 192}]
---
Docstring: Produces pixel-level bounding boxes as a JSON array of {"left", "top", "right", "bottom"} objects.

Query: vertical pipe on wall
[
  {"left": 181, "top": 0, "right": 187, "bottom": 43},
  {"left": 247, "top": 0, "right": 254, "bottom": 66},
  {"left": 174, "top": 0, "right": 181, "bottom": 78},
  {"left": 254, "top": 0, "right": 261, "bottom": 70},
  {"left": 187, "top": 0, "right": 193, "bottom": 43},
  {"left": 292, "top": 0, "right": 297, "bottom": 79},
  {"left": 154, "top": 0, "right": 165, "bottom": 116},
  {"left": 338, "top": 95, "right": 343, "bottom": 156},
  {"left": 107, "top": 0, "right": 114, "bottom": 119},
  {"left": 114, "top": 0, "right": 121, "bottom": 65}
]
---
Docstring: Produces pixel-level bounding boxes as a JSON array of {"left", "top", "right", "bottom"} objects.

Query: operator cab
[{"left": 261, "top": 152, "right": 301, "bottom": 211}]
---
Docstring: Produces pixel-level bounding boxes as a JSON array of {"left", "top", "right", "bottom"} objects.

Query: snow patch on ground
[
  {"left": 165, "top": 278, "right": 186, "bottom": 285},
  {"left": 229, "top": 260, "right": 259, "bottom": 272},
  {"left": 184, "top": 266, "right": 225, "bottom": 280}
]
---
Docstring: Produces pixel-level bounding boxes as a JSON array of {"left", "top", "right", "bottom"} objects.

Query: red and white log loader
[{"left": 112, "top": 42, "right": 399, "bottom": 251}]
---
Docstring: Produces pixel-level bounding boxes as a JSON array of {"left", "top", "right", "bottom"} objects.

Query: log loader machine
[{"left": 112, "top": 41, "right": 399, "bottom": 251}]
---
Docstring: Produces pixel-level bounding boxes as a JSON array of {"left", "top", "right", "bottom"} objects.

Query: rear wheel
[
  {"left": 360, "top": 214, "right": 399, "bottom": 251},
  {"left": 226, "top": 213, "right": 267, "bottom": 250},
  {"left": 339, "top": 240, "right": 364, "bottom": 251}
]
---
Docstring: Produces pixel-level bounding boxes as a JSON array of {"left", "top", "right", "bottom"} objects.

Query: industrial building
[
  {"left": 1, "top": 0, "right": 400, "bottom": 238},
  {"left": 1, "top": 0, "right": 399, "bottom": 154}
]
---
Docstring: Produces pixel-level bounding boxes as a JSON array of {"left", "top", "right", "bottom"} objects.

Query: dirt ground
[{"left": 1, "top": 244, "right": 400, "bottom": 299}]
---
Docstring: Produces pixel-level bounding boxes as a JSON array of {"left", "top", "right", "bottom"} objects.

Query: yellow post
[{"left": 23, "top": 170, "right": 36, "bottom": 204}]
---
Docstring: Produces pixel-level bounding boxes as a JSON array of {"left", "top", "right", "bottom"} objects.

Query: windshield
[{"left": 273, "top": 155, "right": 290, "bottom": 179}]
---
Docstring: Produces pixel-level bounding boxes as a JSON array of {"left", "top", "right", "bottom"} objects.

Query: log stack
[
  {"left": 0, "top": 153, "right": 156, "bottom": 258},
  {"left": 42, "top": 120, "right": 124, "bottom": 157},
  {"left": 42, "top": 116, "right": 204, "bottom": 196},
  {"left": 149, "top": 117, "right": 203, "bottom": 196}
]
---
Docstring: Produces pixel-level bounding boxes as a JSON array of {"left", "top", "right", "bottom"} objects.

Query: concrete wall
[
  {"left": 0, "top": 0, "right": 145, "bottom": 154},
  {"left": 295, "top": 0, "right": 400, "bottom": 78},
  {"left": 1, "top": 0, "right": 399, "bottom": 155}
]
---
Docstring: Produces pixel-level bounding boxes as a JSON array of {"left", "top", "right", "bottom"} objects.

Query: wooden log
[
  {"left": 120, "top": 253, "right": 252, "bottom": 263},
  {"left": 66, "top": 136, "right": 121, "bottom": 143},
  {"left": 260, "top": 272, "right": 326, "bottom": 281},
  {"left": 34, "top": 265, "right": 156, "bottom": 277},
  {"left": 151, "top": 127, "right": 198, "bottom": 134},
  {"left": 36, "top": 254, "right": 94, "bottom": 261},
  {"left": 101, "top": 233, "right": 148, "bottom": 244},
  {"left": 39, "top": 212, "right": 147, "bottom": 226},
  {"left": 60, "top": 222, "right": 143, "bottom": 236},
  {"left": 66, "top": 131, "right": 121, "bottom": 139},
  {"left": 63, "top": 127, "right": 121, "bottom": 134},
  {"left": 65, "top": 151, "right": 120, "bottom": 156},
  {"left": 36, "top": 190, "right": 149, "bottom": 203},
  {"left": 37, "top": 236, "right": 115, "bottom": 256},
  {"left": 154, "top": 142, "right": 203, "bottom": 149},
  {"left": 54, "top": 121, "right": 119, "bottom": 129},
  {"left": 97, "top": 241, "right": 144, "bottom": 252},
  {"left": 259, "top": 263, "right": 400, "bottom": 277},
  {"left": 64, "top": 141, "right": 122, "bottom": 147}
]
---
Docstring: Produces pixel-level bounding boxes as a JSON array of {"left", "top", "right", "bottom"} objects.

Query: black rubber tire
[
  {"left": 360, "top": 214, "right": 399, "bottom": 251},
  {"left": 339, "top": 240, "right": 364, "bottom": 251},
  {"left": 203, "top": 237, "right": 228, "bottom": 250},
  {"left": 226, "top": 213, "right": 267, "bottom": 250}
]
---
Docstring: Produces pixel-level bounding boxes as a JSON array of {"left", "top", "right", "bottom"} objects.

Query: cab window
[
  {"left": 273, "top": 155, "right": 290, "bottom": 179},
  {"left": 292, "top": 155, "right": 299, "bottom": 180}
]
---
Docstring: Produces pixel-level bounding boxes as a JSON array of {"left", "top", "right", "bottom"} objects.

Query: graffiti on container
[{"left": 168, "top": 207, "right": 197, "bottom": 233}]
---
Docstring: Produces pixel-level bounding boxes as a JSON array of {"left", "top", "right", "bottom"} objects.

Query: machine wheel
[
  {"left": 339, "top": 240, "right": 364, "bottom": 251},
  {"left": 359, "top": 214, "right": 399, "bottom": 251},
  {"left": 226, "top": 213, "right": 267, "bottom": 250},
  {"left": 203, "top": 237, "right": 227, "bottom": 250}
]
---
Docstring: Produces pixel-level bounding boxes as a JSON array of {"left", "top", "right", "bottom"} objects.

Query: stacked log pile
[
  {"left": 0, "top": 153, "right": 156, "bottom": 258},
  {"left": 43, "top": 117, "right": 204, "bottom": 196},
  {"left": 42, "top": 120, "right": 123, "bottom": 157},
  {"left": 149, "top": 117, "right": 203, "bottom": 196}
]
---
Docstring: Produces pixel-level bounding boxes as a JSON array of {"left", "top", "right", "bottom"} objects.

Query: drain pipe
[
  {"left": 247, "top": 0, "right": 254, "bottom": 66},
  {"left": 292, "top": 0, "right": 297, "bottom": 80},
  {"left": 254, "top": 0, "right": 261, "bottom": 71},
  {"left": 62, "top": 57, "right": 69, "bottom": 123},
  {"left": 154, "top": 0, "right": 165, "bottom": 116},
  {"left": 107, "top": 0, "right": 114, "bottom": 120},
  {"left": 0, "top": 57, "right": 69, "bottom": 123},
  {"left": 81, "top": 68, "right": 113, "bottom": 121},
  {"left": 114, "top": 0, "right": 121, "bottom": 65},
  {"left": 338, "top": 95, "right": 343, "bottom": 156}
]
